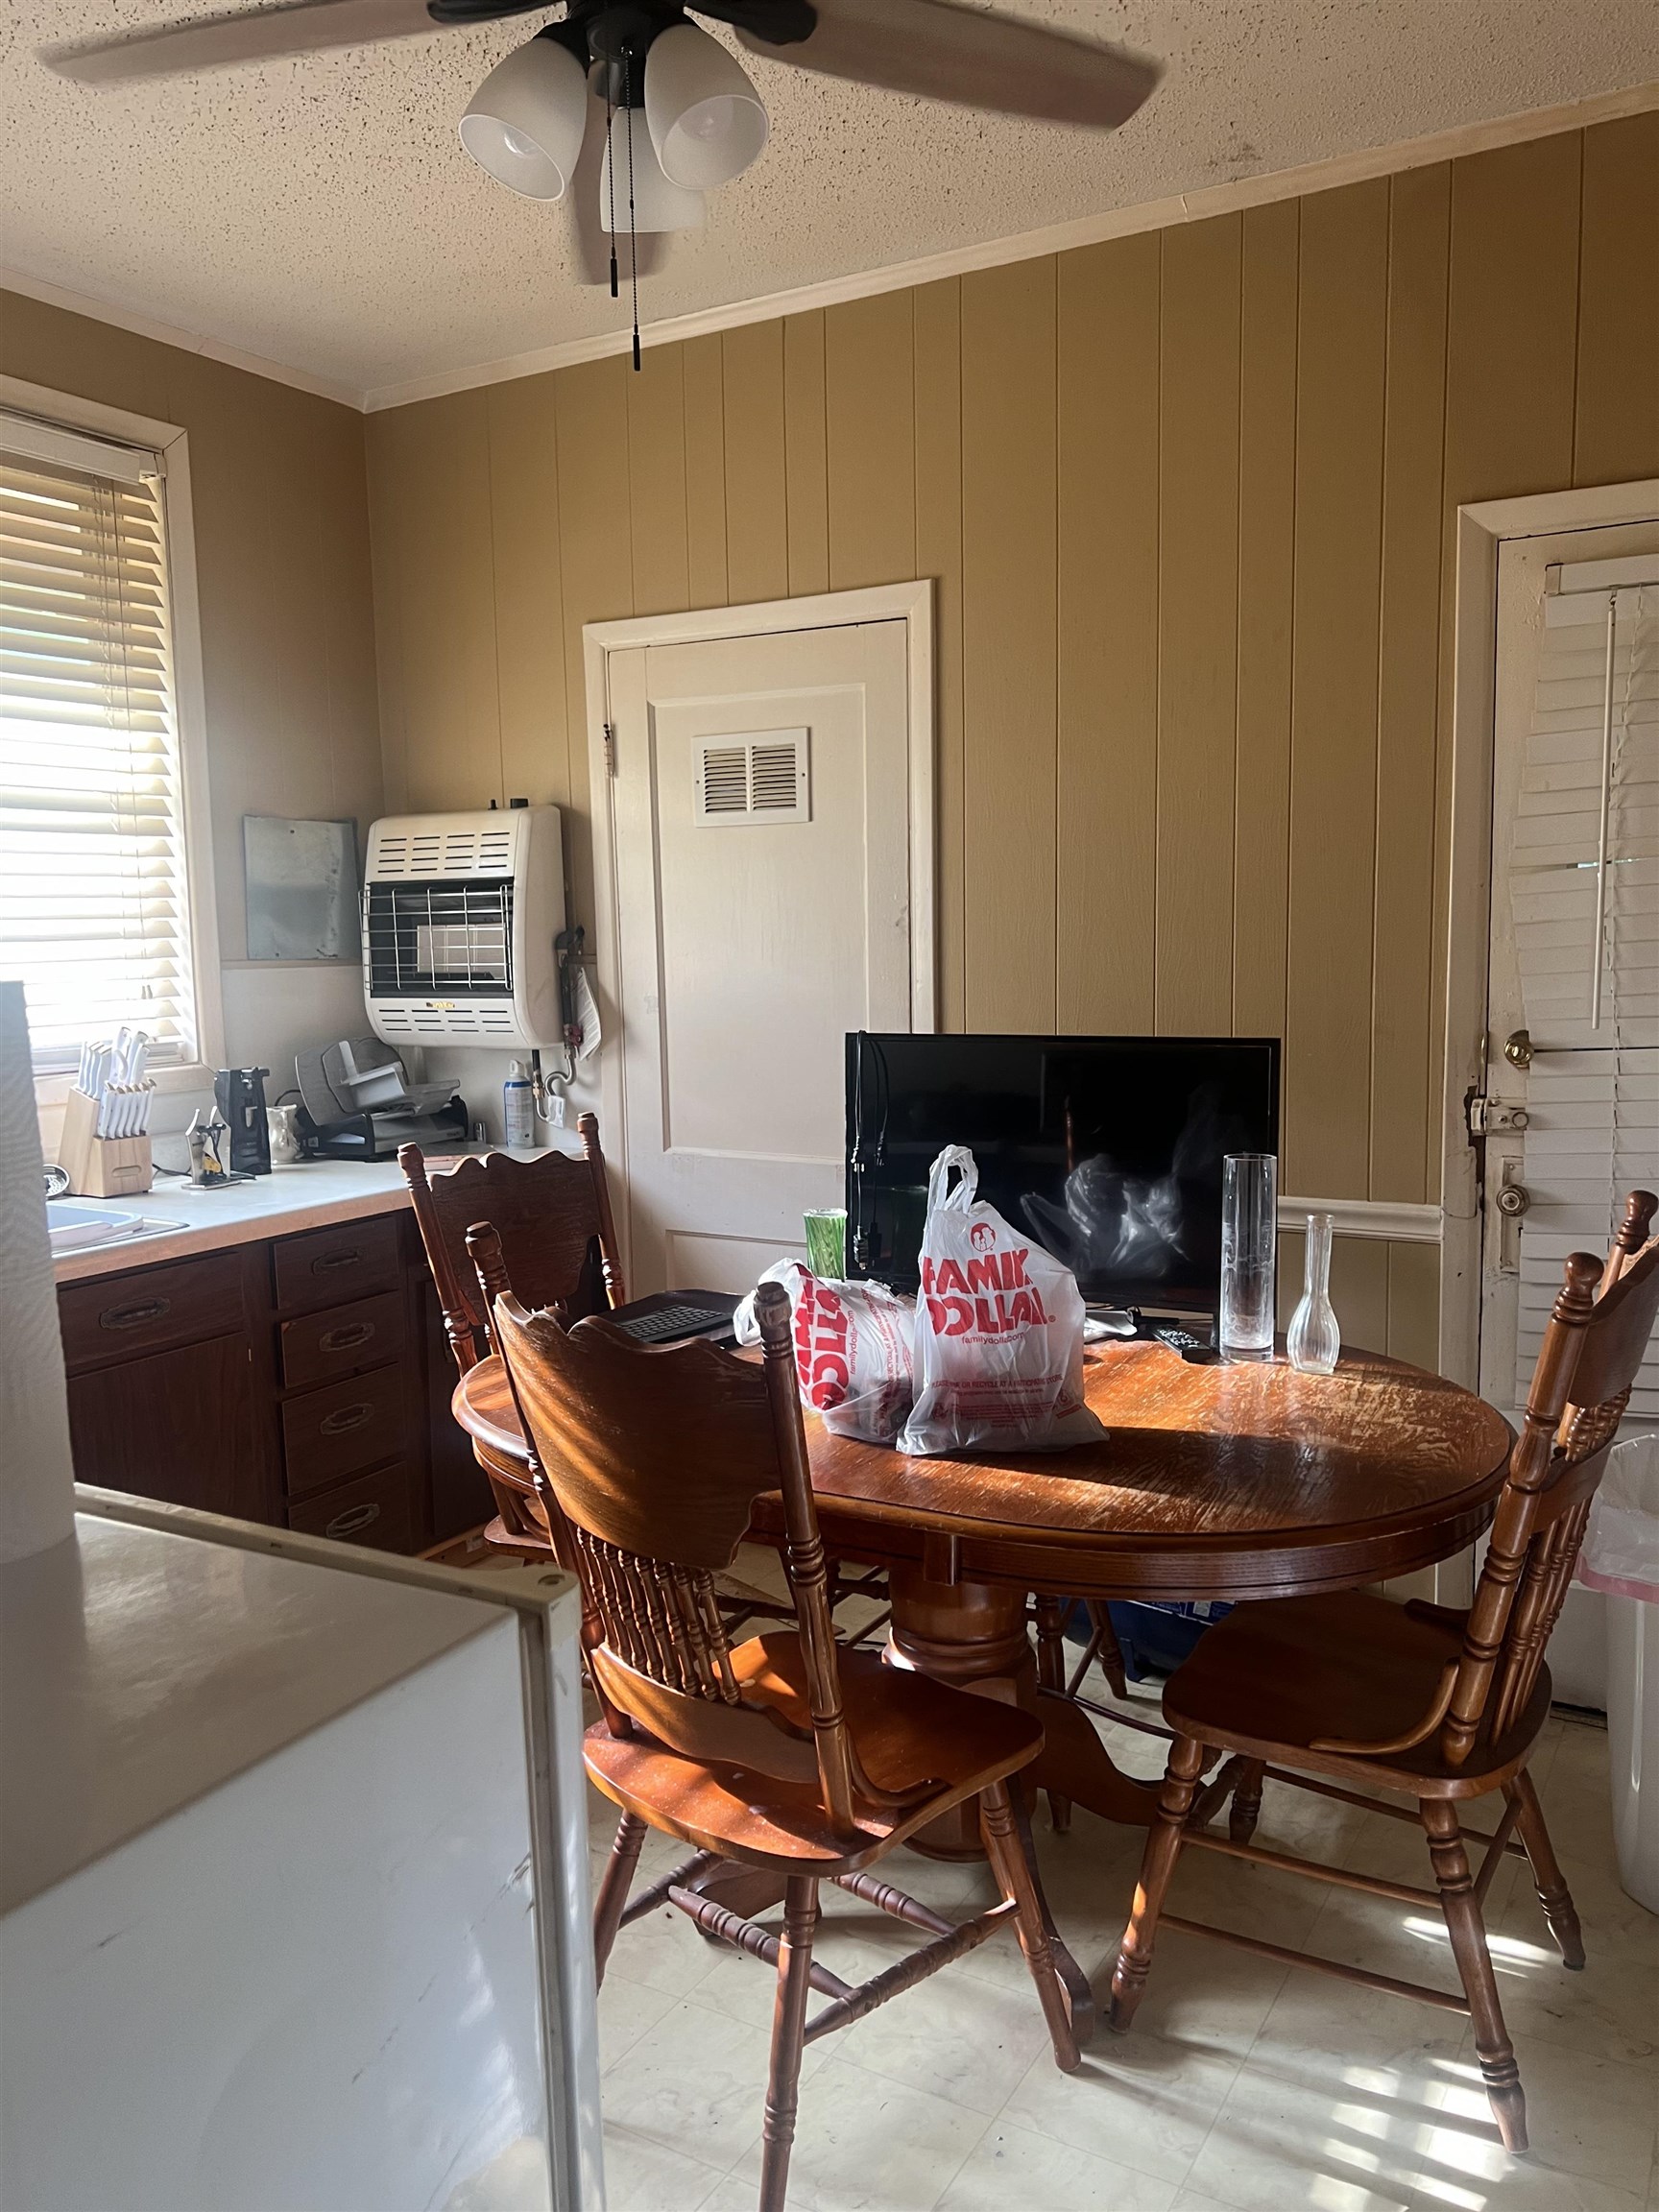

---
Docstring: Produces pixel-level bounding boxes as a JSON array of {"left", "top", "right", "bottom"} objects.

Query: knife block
[{"left": 57, "top": 1086, "right": 154, "bottom": 1198}]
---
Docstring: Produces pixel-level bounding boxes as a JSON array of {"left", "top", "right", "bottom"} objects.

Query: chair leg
[
  {"left": 1109, "top": 1732, "right": 1208, "bottom": 2033},
  {"left": 979, "top": 1778, "right": 1081, "bottom": 2073},
  {"left": 1422, "top": 1799, "right": 1527, "bottom": 2154},
  {"left": 1033, "top": 1598, "right": 1073, "bottom": 1834},
  {"left": 1088, "top": 1601, "right": 1130, "bottom": 1700},
  {"left": 1229, "top": 1758, "right": 1266, "bottom": 1845},
  {"left": 758, "top": 1875, "right": 819, "bottom": 2212},
  {"left": 592, "top": 1811, "right": 648, "bottom": 1986},
  {"left": 1506, "top": 1769, "right": 1586, "bottom": 1970}
]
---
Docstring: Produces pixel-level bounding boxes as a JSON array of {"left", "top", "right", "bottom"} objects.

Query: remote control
[{"left": 1151, "top": 1325, "right": 1219, "bottom": 1363}]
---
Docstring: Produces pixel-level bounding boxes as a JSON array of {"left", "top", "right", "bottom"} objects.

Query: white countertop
[
  {"left": 0, "top": 1512, "right": 502, "bottom": 1914},
  {"left": 49, "top": 1158, "right": 420, "bottom": 1284}
]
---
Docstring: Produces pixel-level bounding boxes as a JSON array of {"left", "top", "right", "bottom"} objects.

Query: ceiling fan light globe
[
  {"left": 460, "top": 36, "right": 588, "bottom": 204},
  {"left": 644, "top": 21, "right": 768, "bottom": 190},
  {"left": 599, "top": 112, "right": 707, "bottom": 233}
]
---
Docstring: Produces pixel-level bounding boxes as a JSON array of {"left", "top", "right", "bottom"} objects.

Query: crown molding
[
  {"left": 362, "top": 78, "right": 1658, "bottom": 413},
  {"left": 0, "top": 267, "right": 362, "bottom": 410}
]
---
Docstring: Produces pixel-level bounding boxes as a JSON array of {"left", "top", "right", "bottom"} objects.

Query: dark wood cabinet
[
  {"left": 57, "top": 1207, "right": 463, "bottom": 1557},
  {"left": 423, "top": 1278, "right": 495, "bottom": 1545},
  {"left": 66, "top": 1332, "right": 269, "bottom": 1522}
]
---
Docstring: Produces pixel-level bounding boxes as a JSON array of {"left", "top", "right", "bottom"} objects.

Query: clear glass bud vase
[{"left": 1286, "top": 1211, "right": 1340, "bottom": 1376}]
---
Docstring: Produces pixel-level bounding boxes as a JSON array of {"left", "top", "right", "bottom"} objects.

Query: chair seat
[
  {"left": 586, "top": 1632, "right": 1046, "bottom": 1875},
  {"left": 1163, "top": 1591, "right": 1551, "bottom": 1796}
]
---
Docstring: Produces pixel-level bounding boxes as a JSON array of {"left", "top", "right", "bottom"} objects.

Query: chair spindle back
[
  {"left": 483, "top": 1251, "right": 865, "bottom": 1839},
  {"left": 1443, "top": 1190, "right": 1659, "bottom": 1765}
]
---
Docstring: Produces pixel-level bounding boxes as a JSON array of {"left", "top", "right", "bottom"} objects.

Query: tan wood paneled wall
[
  {"left": 370, "top": 119, "right": 1657, "bottom": 1211},
  {"left": 0, "top": 291, "right": 383, "bottom": 974}
]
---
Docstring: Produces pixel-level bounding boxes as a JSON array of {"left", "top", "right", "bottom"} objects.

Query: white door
[
  {"left": 597, "top": 615, "right": 928, "bottom": 1295},
  {"left": 1479, "top": 519, "right": 1659, "bottom": 1416},
  {"left": 1479, "top": 519, "right": 1657, "bottom": 1705}
]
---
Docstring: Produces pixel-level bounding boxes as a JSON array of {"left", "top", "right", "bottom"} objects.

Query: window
[{"left": 0, "top": 410, "right": 205, "bottom": 1073}]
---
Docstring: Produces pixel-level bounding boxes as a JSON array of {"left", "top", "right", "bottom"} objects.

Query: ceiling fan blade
[
  {"left": 567, "top": 95, "right": 669, "bottom": 288},
  {"left": 44, "top": 0, "right": 541, "bottom": 86},
  {"left": 724, "top": 0, "right": 1162, "bottom": 130}
]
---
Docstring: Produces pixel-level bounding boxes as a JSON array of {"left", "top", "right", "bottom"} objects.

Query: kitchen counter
[{"left": 50, "top": 1159, "right": 421, "bottom": 1284}]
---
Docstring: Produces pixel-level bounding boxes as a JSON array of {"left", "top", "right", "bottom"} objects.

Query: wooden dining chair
[
  {"left": 476, "top": 1234, "right": 1081, "bottom": 2212},
  {"left": 400, "top": 1116, "right": 624, "bottom": 1551},
  {"left": 1107, "top": 1191, "right": 1659, "bottom": 2156}
]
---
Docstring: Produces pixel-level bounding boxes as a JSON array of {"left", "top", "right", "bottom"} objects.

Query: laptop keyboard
[{"left": 615, "top": 1303, "right": 732, "bottom": 1345}]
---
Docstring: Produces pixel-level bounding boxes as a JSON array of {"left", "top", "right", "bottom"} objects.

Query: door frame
[
  {"left": 1439, "top": 476, "right": 1659, "bottom": 1391},
  {"left": 582, "top": 580, "right": 936, "bottom": 1235}
]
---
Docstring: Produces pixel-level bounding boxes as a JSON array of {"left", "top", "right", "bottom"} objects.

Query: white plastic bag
[
  {"left": 733, "top": 1260, "right": 915, "bottom": 1442},
  {"left": 899, "top": 1145, "right": 1106, "bottom": 1457},
  {"left": 1580, "top": 1434, "right": 1659, "bottom": 1603}
]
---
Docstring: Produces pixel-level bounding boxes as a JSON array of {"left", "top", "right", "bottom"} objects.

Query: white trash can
[{"left": 1579, "top": 1434, "right": 1659, "bottom": 1912}]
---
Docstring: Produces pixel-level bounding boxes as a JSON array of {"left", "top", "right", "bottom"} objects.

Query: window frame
[{"left": 2, "top": 373, "right": 224, "bottom": 1099}]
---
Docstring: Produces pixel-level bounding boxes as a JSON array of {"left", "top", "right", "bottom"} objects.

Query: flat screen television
[{"left": 845, "top": 1032, "right": 1281, "bottom": 1317}]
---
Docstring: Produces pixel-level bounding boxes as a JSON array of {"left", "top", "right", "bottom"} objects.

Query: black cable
[
  {"left": 605, "top": 81, "right": 618, "bottom": 299},
  {"left": 625, "top": 51, "right": 641, "bottom": 369}
]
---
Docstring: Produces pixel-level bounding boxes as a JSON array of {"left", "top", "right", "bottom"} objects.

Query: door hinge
[
  {"left": 1467, "top": 1093, "right": 1530, "bottom": 1140},
  {"left": 602, "top": 722, "right": 616, "bottom": 778}
]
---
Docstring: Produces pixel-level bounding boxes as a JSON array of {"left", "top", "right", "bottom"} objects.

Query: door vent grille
[{"left": 694, "top": 731, "right": 810, "bottom": 826}]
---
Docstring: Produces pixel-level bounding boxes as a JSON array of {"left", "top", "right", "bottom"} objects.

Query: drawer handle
[
  {"left": 312, "top": 1248, "right": 363, "bottom": 1273},
  {"left": 320, "top": 1321, "right": 376, "bottom": 1353},
  {"left": 325, "top": 1502, "right": 381, "bottom": 1538},
  {"left": 99, "top": 1297, "right": 172, "bottom": 1332},
  {"left": 319, "top": 1402, "right": 375, "bottom": 1436}
]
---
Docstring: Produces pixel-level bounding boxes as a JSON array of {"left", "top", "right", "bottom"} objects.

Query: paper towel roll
[{"left": 0, "top": 981, "right": 77, "bottom": 1562}]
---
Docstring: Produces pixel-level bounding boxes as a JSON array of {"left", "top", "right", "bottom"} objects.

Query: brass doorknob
[{"left": 1503, "top": 1029, "right": 1533, "bottom": 1070}]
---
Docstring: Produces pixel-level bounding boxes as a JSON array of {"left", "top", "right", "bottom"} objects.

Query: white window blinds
[
  {"left": 0, "top": 414, "right": 199, "bottom": 1072},
  {"left": 1509, "top": 565, "right": 1659, "bottom": 1416}
]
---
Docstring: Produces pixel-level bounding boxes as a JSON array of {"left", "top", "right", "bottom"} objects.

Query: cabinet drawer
[
  {"left": 281, "top": 1364, "right": 407, "bottom": 1497},
  {"left": 273, "top": 1215, "right": 400, "bottom": 1314},
  {"left": 59, "top": 1251, "right": 247, "bottom": 1374},
  {"left": 288, "top": 1463, "right": 415, "bottom": 1553},
  {"left": 279, "top": 1290, "right": 404, "bottom": 1391}
]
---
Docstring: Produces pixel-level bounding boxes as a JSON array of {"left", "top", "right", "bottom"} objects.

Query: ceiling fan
[{"left": 45, "top": 0, "right": 1163, "bottom": 355}]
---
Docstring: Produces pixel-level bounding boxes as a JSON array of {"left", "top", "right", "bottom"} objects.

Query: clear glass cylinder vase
[
  {"left": 1286, "top": 1211, "right": 1341, "bottom": 1376},
  {"left": 1219, "top": 1152, "right": 1277, "bottom": 1360}
]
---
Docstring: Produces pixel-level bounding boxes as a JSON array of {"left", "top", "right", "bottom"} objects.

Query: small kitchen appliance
[
  {"left": 295, "top": 1038, "right": 469, "bottom": 1162},
  {"left": 213, "top": 1067, "right": 273, "bottom": 1176}
]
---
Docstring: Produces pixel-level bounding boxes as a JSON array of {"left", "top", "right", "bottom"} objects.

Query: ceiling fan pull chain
[
  {"left": 605, "top": 84, "right": 619, "bottom": 300},
  {"left": 625, "top": 47, "right": 641, "bottom": 371}
]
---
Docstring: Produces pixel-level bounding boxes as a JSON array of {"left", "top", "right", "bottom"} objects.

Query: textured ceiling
[{"left": 2, "top": 0, "right": 1657, "bottom": 400}]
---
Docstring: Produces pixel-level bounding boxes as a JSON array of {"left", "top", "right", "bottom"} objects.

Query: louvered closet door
[
  {"left": 604, "top": 620, "right": 921, "bottom": 1295},
  {"left": 1482, "top": 522, "right": 1659, "bottom": 1426}
]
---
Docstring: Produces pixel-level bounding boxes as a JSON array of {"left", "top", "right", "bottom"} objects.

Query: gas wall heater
[{"left": 362, "top": 806, "right": 565, "bottom": 1051}]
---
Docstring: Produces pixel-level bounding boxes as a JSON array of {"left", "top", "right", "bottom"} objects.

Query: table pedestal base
[{"left": 885, "top": 1566, "right": 1159, "bottom": 1851}]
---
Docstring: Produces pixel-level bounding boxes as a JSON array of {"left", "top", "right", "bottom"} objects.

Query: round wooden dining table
[{"left": 455, "top": 1333, "right": 1513, "bottom": 1835}]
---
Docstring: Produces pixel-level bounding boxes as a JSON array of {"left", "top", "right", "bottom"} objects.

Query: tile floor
[{"left": 589, "top": 1594, "right": 1658, "bottom": 2212}]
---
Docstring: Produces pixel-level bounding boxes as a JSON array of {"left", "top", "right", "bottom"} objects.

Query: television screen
[{"left": 845, "top": 1033, "right": 1280, "bottom": 1316}]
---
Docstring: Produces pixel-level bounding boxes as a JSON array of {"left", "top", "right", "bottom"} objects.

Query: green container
[{"left": 803, "top": 1208, "right": 847, "bottom": 1279}]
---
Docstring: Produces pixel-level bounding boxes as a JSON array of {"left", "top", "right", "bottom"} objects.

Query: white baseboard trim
[{"left": 1279, "top": 1196, "right": 1443, "bottom": 1244}]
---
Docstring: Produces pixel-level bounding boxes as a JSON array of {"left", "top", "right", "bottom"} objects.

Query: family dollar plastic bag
[
  {"left": 733, "top": 1260, "right": 915, "bottom": 1442},
  {"left": 899, "top": 1145, "right": 1106, "bottom": 1457}
]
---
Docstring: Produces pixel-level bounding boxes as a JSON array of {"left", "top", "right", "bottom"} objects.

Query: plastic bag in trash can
[{"left": 1579, "top": 1434, "right": 1659, "bottom": 1603}]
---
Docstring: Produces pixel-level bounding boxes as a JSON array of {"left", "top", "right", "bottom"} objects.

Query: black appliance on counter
[
  {"left": 213, "top": 1067, "right": 272, "bottom": 1177},
  {"left": 294, "top": 1038, "right": 469, "bottom": 1162},
  {"left": 845, "top": 1031, "right": 1281, "bottom": 1318}
]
